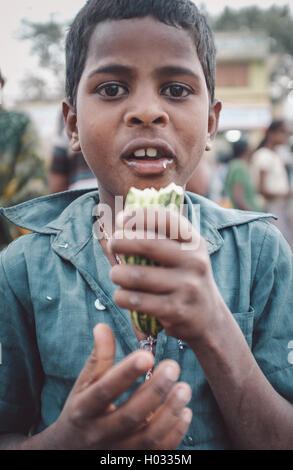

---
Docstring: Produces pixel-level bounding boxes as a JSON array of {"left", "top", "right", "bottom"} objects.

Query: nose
[{"left": 124, "top": 101, "right": 169, "bottom": 128}]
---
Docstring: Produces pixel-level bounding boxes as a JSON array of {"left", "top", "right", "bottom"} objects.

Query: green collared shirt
[{"left": 0, "top": 189, "right": 293, "bottom": 449}]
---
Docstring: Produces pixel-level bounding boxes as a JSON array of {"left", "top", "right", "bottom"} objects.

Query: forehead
[{"left": 85, "top": 16, "right": 200, "bottom": 71}]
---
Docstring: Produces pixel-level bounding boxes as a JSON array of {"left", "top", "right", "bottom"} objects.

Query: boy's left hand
[{"left": 109, "top": 206, "right": 229, "bottom": 347}]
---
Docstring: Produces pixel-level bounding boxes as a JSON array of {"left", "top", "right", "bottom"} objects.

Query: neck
[{"left": 97, "top": 186, "right": 124, "bottom": 236}]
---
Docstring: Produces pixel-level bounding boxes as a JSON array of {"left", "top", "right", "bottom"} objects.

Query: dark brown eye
[
  {"left": 170, "top": 85, "right": 184, "bottom": 97},
  {"left": 104, "top": 85, "right": 120, "bottom": 96},
  {"left": 96, "top": 83, "right": 128, "bottom": 98},
  {"left": 162, "top": 84, "right": 192, "bottom": 98}
]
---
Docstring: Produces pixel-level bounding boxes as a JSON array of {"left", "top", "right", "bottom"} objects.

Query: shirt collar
[
  {"left": 0, "top": 189, "right": 275, "bottom": 258},
  {"left": 184, "top": 191, "right": 275, "bottom": 255}
]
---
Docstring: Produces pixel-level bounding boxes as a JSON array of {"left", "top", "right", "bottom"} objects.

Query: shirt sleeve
[
  {"left": 0, "top": 240, "right": 44, "bottom": 435},
  {"left": 251, "top": 221, "right": 293, "bottom": 401}
]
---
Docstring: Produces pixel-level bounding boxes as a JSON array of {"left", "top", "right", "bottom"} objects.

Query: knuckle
[
  {"left": 163, "top": 296, "right": 175, "bottom": 315},
  {"left": 176, "top": 305, "right": 186, "bottom": 321},
  {"left": 181, "top": 250, "right": 198, "bottom": 269},
  {"left": 152, "top": 377, "right": 171, "bottom": 398},
  {"left": 196, "top": 255, "right": 209, "bottom": 276},
  {"left": 95, "top": 384, "right": 111, "bottom": 406},
  {"left": 83, "top": 427, "right": 103, "bottom": 450},
  {"left": 182, "top": 249, "right": 209, "bottom": 276},
  {"left": 129, "top": 292, "right": 143, "bottom": 308},
  {"left": 129, "top": 266, "right": 142, "bottom": 283},
  {"left": 172, "top": 295, "right": 186, "bottom": 317},
  {"left": 141, "top": 433, "right": 160, "bottom": 450},
  {"left": 68, "top": 402, "right": 85, "bottom": 427},
  {"left": 182, "top": 278, "right": 198, "bottom": 299},
  {"left": 118, "top": 410, "right": 141, "bottom": 431}
]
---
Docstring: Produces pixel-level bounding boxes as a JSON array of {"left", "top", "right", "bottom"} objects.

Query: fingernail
[
  {"left": 164, "top": 365, "right": 180, "bottom": 381},
  {"left": 136, "top": 353, "right": 153, "bottom": 371},
  {"left": 182, "top": 407, "right": 192, "bottom": 424},
  {"left": 176, "top": 386, "right": 191, "bottom": 403}
]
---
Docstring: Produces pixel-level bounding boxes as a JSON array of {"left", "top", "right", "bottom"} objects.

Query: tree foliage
[
  {"left": 17, "top": 5, "right": 293, "bottom": 103},
  {"left": 209, "top": 5, "right": 293, "bottom": 103},
  {"left": 17, "top": 15, "right": 68, "bottom": 100},
  {"left": 211, "top": 5, "right": 293, "bottom": 56}
]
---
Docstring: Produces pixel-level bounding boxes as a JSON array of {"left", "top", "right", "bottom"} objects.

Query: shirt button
[
  {"left": 183, "top": 435, "right": 195, "bottom": 446},
  {"left": 95, "top": 299, "right": 106, "bottom": 311}
]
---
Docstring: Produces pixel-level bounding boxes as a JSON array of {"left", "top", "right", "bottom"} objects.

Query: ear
[
  {"left": 205, "top": 99, "right": 222, "bottom": 151},
  {"left": 62, "top": 99, "right": 81, "bottom": 152}
]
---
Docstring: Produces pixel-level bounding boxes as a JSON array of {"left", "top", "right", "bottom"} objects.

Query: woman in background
[{"left": 250, "top": 120, "right": 293, "bottom": 249}]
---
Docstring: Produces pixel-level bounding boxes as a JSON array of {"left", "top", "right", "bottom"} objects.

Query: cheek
[
  {"left": 180, "top": 123, "right": 208, "bottom": 161},
  {"left": 78, "top": 117, "right": 107, "bottom": 160},
  {"left": 176, "top": 105, "right": 209, "bottom": 147}
]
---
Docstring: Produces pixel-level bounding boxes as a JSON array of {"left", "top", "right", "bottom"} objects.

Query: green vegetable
[{"left": 124, "top": 183, "right": 184, "bottom": 336}]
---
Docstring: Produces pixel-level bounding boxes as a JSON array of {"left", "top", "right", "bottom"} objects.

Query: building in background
[{"left": 214, "top": 31, "right": 272, "bottom": 152}]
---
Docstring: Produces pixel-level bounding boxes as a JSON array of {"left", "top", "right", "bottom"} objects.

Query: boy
[{"left": 0, "top": 0, "right": 293, "bottom": 450}]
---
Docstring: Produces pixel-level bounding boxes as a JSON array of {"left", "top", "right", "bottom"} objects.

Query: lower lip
[{"left": 123, "top": 158, "right": 173, "bottom": 175}]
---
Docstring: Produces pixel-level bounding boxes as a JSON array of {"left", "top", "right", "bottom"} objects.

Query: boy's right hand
[{"left": 49, "top": 323, "right": 192, "bottom": 450}]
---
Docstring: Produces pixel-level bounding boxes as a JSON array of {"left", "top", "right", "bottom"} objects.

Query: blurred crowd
[
  {"left": 1, "top": 67, "right": 293, "bottom": 251},
  {"left": 187, "top": 119, "right": 293, "bottom": 249}
]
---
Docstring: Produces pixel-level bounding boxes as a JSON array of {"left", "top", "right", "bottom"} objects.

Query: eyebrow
[
  {"left": 88, "top": 64, "right": 134, "bottom": 78},
  {"left": 154, "top": 65, "right": 201, "bottom": 80},
  {"left": 88, "top": 63, "right": 200, "bottom": 80}
]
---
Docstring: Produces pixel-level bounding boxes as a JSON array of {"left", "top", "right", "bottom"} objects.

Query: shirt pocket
[{"left": 232, "top": 306, "right": 255, "bottom": 348}]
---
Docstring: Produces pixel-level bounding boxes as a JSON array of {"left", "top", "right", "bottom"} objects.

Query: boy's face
[{"left": 64, "top": 16, "right": 221, "bottom": 202}]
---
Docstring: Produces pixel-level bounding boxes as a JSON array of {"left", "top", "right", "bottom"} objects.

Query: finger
[
  {"left": 75, "top": 349, "right": 155, "bottom": 418},
  {"left": 116, "top": 382, "right": 192, "bottom": 450},
  {"left": 153, "top": 407, "right": 193, "bottom": 450},
  {"left": 110, "top": 263, "right": 179, "bottom": 293},
  {"left": 116, "top": 206, "right": 198, "bottom": 244},
  {"left": 96, "top": 359, "right": 182, "bottom": 441},
  {"left": 110, "top": 235, "right": 195, "bottom": 267},
  {"left": 114, "top": 288, "right": 177, "bottom": 323},
  {"left": 73, "top": 323, "right": 116, "bottom": 393},
  {"left": 115, "top": 408, "right": 192, "bottom": 450}
]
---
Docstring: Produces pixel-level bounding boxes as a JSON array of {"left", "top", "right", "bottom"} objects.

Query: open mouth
[
  {"left": 121, "top": 140, "right": 175, "bottom": 175},
  {"left": 128, "top": 147, "right": 170, "bottom": 159},
  {"left": 126, "top": 147, "right": 173, "bottom": 167}
]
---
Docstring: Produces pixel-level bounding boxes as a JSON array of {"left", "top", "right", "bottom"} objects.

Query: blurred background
[{"left": 1, "top": 0, "right": 293, "bottom": 249}]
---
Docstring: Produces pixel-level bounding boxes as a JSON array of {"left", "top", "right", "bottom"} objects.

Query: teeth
[
  {"left": 133, "top": 148, "right": 159, "bottom": 158},
  {"left": 146, "top": 148, "right": 158, "bottom": 157},
  {"left": 134, "top": 148, "right": 146, "bottom": 157}
]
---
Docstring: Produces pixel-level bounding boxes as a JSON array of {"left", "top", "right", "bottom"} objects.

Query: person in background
[
  {"left": 250, "top": 119, "right": 293, "bottom": 249},
  {"left": 224, "top": 138, "right": 264, "bottom": 212},
  {"left": 48, "top": 112, "right": 97, "bottom": 193},
  {"left": 0, "top": 68, "right": 47, "bottom": 249}
]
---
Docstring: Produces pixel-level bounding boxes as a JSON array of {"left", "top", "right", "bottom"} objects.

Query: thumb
[{"left": 74, "top": 323, "right": 116, "bottom": 392}]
